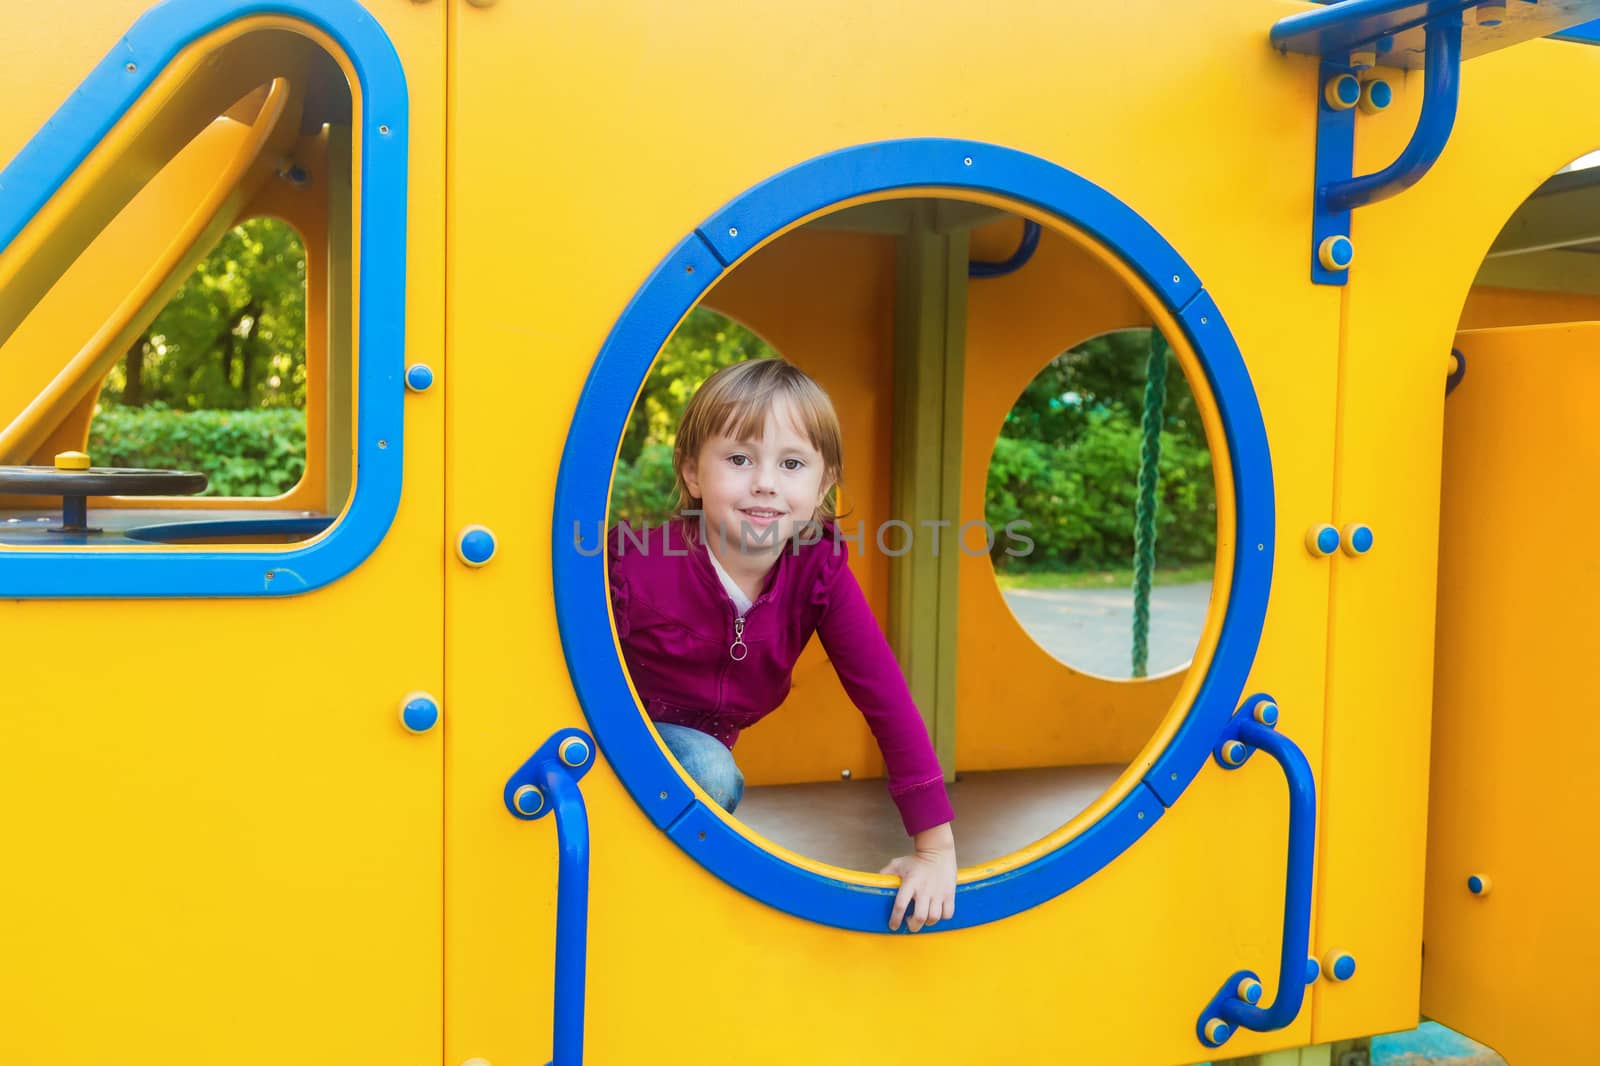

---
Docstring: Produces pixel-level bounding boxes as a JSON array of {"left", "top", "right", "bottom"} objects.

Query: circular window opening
[
  {"left": 560, "top": 139, "right": 1273, "bottom": 931},
  {"left": 988, "top": 327, "right": 1218, "bottom": 681},
  {"left": 607, "top": 208, "right": 1232, "bottom": 877}
]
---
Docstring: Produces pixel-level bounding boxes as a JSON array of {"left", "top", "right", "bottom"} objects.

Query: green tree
[
  {"left": 1001, "top": 329, "right": 1204, "bottom": 448},
  {"left": 617, "top": 307, "right": 776, "bottom": 466},
  {"left": 101, "top": 217, "right": 307, "bottom": 411}
]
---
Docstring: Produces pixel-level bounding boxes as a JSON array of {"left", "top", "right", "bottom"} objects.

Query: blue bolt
[{"left": 406, "top": 363, "right": 435, "bottom": 392}]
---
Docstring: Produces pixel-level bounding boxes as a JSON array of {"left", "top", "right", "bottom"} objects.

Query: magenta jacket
[{"left": 607, "top": 519, "right": 953, "bottom": 836}]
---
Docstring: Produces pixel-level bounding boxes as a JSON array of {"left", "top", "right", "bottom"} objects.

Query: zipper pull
[{"left": 729, "top": 616, "right": 749, "bottom": 662}]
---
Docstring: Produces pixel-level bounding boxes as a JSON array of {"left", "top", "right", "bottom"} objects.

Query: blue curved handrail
[
  {"left": 1321, "top": 12, "right": 1463, "bottom": 213},
  {"left": 968, "top": 219, "right": 1041, "bottom": 277},
  {"left": 1196, "top": 709, "right": 1317, "bottom": 1048},
  {"left": 504, "top": 729, "right": 595, "bottom": 1066}
]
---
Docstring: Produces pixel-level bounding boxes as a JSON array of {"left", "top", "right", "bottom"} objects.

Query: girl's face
[{"left": 683, "top": 400, "right": 833, "bottom": 558}]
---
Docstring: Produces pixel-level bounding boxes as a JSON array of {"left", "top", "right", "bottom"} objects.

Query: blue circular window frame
[{"left": 552, "top": 138, "right": 1275, "bottom": 933}]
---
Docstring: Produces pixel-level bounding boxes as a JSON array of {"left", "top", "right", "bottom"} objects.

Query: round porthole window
[{"left": 553, "top": 139, "right": 1274, "bottom": 932}]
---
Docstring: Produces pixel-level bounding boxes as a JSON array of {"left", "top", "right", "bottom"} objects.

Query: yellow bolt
[{"left": 54, "top": 451, "right": 91, "bottom": 470}]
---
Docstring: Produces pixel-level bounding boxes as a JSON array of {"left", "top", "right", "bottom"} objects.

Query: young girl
[{"left": 607, "top": 357, "right": 957, "bottom": 932}]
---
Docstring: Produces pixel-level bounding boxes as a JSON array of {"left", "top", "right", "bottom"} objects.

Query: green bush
[
  {"left": 985, "top": 410, "right": 1216, "bottom": 572},
  {"left": 609, "top": 443, "right": 679, "bottom": 528},
  {"left": 88, "top": 405, "right": 306, "bottom": 497}
]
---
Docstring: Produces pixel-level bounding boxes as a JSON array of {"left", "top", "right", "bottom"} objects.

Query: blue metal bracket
[
  {"left": 1273, "top": 0, "right": 1600, "bottom": 284},
  {"left": 1196, "top": 695, "right": 1317, "bottom": 1051},
  {"left": 504, "top": 728, "right": 597, "bottom": 1066}
]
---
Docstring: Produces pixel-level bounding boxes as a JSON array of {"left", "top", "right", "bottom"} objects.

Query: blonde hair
[{"left": 673, "top": 357, "right": 844, "bottom": 524}]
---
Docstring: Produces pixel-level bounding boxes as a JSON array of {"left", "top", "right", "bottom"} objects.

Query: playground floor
[{"left": 740, "top": 762, "right": 1122, "bottom": 870}]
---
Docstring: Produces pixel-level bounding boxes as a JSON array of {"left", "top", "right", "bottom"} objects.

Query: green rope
[{"left": 1131, "top": 330, "right": 1168, "bottom": 678}]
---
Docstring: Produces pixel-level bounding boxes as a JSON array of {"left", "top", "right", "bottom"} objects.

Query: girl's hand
[{"left": 880, "top": 822, "right": 957, "bottom": 932}]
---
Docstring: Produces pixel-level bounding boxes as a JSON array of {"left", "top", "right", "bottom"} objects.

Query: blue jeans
[{"left": 657, "top": 723, "right": 745, "bottom": 813}]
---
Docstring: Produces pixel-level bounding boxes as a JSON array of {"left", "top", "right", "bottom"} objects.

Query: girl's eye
[
  {"left": 782, "top": 458, "right": 805, "bottom": 471},
  {"left": 727, "top": 454, "right": 750, "bottom": 467}
]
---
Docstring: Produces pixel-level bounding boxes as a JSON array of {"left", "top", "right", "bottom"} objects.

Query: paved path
[{"left": 1002, "top": 581, "right": 1212, "bottom": 677}]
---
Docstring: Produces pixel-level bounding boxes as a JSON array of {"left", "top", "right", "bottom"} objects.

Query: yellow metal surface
[
  {"left": 447, "top": 2, "right": 1336, "bottom": 1063},
  {"left": 1421, "top": 323, "right": 1600, "bottom": 1065},
  {"left": 1311, "top": 35, "right": 1600, "bottom": 1045},
  {"left": 7, "top": 0, "right": 1600, "bottom": 1062},
  {"left": 0, "top": 5, "right": 447, "bottom": 1066}
]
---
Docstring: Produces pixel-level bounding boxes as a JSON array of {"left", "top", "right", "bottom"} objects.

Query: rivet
[
  {"left": 457, "top": 525, "right": 498, "bottom": 568},
  {"left": 377, "top": 439, "right": 388, "bottom": 449},
  {"left": 513, "top": 785, "right": 544, "bottom": 817},
  {"left": 697, "top": 831, "right": 706, "bottom": 841},
  {"left": 558, "top": 736, "right": 591, "bottom": 767},
  {"left": 963, "top": 156, "right": 973, "bottom": 166},
  {"left": 1360, "top": 77, "right": 1394, "bottom": 114},
  {"left": 1307, "top": 524, "right": 1341, "bottom": 557},
  {"left": 659, "top": 790, "right": 668, "bottom": 800},
  {"left": 685, "top": 264, "right": 695, "bottom": 274},
  {"left": 1467, "top": 873, "right": 1492, "bottom": 896},
  {"left": 1137, "top": 811, "right": 1146, "bottom": 820},
  {"left": 1172, "top": 274, "right": 1181, "bottom": 283},
  {"left": 399, "top": 692, "right": 441, "bottom": 734},
  {"left": 126, "top": 63, "right": 138, "bottom": 73},
  {"left": 1341, "top": 523, "right": 1374, "bottom": 557},
  {"left": 378, "top": 124, "right": 391, "bottom": 135},
  {"left": 728, "top": 226, "right": 738, "bottom": 237},
  {"left": 1324, "top": 72, "right": 1361, "bottom": 111},
  {"left": 840, "top": 768, "right": 852, "bottom": 780},
  {"left": 1325, "top": 950, "right": 1357, "bottom": 982},
  {"left": 1237, "top": 977, "right": 1264, "bottom": 1004},
  {"left": 1199, "top": 316, "right": 1208, "bottom": 324},
  {"left": 406, "top": 363, "right": 436, "bottom": 392},
  {"left": 1319, "top": 234, "right": 1355, "bottom": 271}
]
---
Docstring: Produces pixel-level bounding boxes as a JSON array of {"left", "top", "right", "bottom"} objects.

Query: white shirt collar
[{"left": 706, "top": 546, "right": 755, "bottom": 616}]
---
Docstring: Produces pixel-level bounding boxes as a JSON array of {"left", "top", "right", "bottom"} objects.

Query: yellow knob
[{"left": 54, "top": 451, "right": 91, "bottom": 470}]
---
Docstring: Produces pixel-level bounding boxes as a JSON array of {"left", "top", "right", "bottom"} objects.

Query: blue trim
[
  {"left": 551, "top": 138, "right": 1276, "bottom": 932},
  {"left": 968, "top": 220, "right": 1041, "bottom": 278},
  {"left": 123, "top": 516, "right": 333, "bottom": 542},
  {"left": 1197, "top": 709, "right": 1318, "bottom": 1048},
  {"left": 1322, "top": 13, "right": 1462, "bottom": 214},
  {"left": 1276, "top": 0, "right": 1600, "bottom": 66},
  {"left": 502, "top": 729, "right": 594, "bottom": 1066},
  {"left": 0, "top": 0, "right": 408, "bottom": 597},
  {"left": 1554, "top": 19, "right": 1600, "bottom": 44}
]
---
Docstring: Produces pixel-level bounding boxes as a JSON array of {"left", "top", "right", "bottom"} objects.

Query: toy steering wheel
[{"left": 0, "top": 453, "right": 208, "bottom": 532}]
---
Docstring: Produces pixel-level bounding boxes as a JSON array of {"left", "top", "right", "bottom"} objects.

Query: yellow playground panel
[{"left": 1, "top": 1, "right": 1598, "bottom": 1064}]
